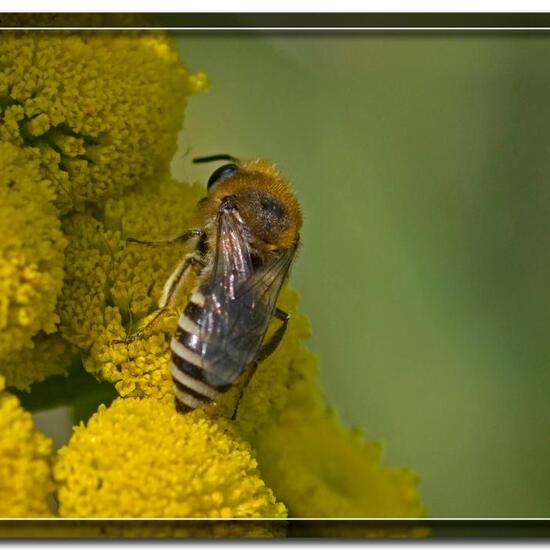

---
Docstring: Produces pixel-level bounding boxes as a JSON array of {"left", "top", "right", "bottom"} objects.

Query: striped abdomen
[{"left": 170, "top": 289, "right": 227, "bottom": 413}]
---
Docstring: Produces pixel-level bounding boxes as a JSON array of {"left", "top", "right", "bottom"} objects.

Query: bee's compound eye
[
  {"left": 260, "top": 197, "right": 285, "bottom": 219},
  {"left": 207, "top": 163, "right": 238, "bottom": 191}
]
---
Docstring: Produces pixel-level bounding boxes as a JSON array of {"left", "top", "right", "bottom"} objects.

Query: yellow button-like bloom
[
  {"left": 58, "top": 178, "right": 204, "bottom": 399},
  {"left": 0, "top": 30, "right": 206, "bottom": 208},
  {"left": 233, "top": 289, "right": 426, "bottom": 534},
  {"left": 253, "top": 406, "right": 424, "bottom": 519},
  {"left": 54, "top": 397, "right": 286, "bottom": 528},
  {"left": 1, "top": 334, "right": 72, "bottom": 392},
  {"left": 0, "top": 142, "right": 69, "bottom": 388},
  {"left": 0, "top": 375, "right": 54, "bottom": 517}
]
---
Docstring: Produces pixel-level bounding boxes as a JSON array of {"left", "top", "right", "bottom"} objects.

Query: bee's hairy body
[{"left": 161, "top": 158, "right": 302, "bottom": 414}]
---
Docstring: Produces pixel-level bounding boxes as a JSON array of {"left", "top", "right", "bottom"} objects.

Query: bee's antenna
[{"left": 193, "top": 154, "right": 239, "bottom": 164}]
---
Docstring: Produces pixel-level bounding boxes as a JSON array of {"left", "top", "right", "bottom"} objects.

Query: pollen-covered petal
[
  {"left": 54, "top": 397, "right": 286, "bottom": 528},
  {"left": 0, "top": 30, "right": 207, "bottom": 209},
  {"left": 0, "top": 142, "right": 68, "bottom": 387},
  {"left": 0, "top": 375, "right": 54, "bottom": 517}
]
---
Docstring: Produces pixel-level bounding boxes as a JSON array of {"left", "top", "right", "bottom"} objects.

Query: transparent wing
[
  {"left": 199, "top": 209, "right": 296, "bottom": 387},
  {"left": 210, "top": 206, "right": 254, "bottom": 299}
]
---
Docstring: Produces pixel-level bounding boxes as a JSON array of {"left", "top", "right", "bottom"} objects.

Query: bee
[{"left": 127, "top": 155, "right": 302, "bottom": 414}]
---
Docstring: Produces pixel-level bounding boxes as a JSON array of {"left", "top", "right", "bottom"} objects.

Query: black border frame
[{"left": 1, "top": 12, "right": 550, "bottom": 538}]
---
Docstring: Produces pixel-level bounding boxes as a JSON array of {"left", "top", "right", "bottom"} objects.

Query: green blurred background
[{"left": 171, "top": 32, "right": 550, "bottom": 518}]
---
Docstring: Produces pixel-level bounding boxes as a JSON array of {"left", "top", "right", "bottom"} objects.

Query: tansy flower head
[
  {"left": 0, "top": 142, "right": 69, "bottom": 388},
  {"left": 253, "top": 405, "right": 425, "bottom": 520},
  {"left": 0, "top": 25, "right": 428, "bottom": 536},
  {"left": 54, "top": 397, "right": 286, "bottom": 525},
  {"left": 58, "top": 178, "right": 204, "bottom": 399},
  {"left": 0, "top": 30, "right": 207, "bottom": 209},
  {"left": 0, "top": 375, "right": 54, "bottom": 517},
  {"left": 231, "top": 289, "right": 426, "bottom": 534},
  {"left": 1, "top": 334, "right": 72, "bottom": 392}
]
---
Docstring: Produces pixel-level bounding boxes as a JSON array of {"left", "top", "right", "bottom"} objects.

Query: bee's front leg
[
  {"left": 112, "top": 307, "right": 171, "bottom": 344},
  {"left": 126, "top": 228, "right": 204, "bottom": 247}
]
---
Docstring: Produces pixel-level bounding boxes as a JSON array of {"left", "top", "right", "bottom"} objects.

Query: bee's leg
[
  {"left": 114, "top": 254, "right": 204, "bottom": 344},
  {"left": 254, "top": 308, "right": 290, "bottom": 363},
  {"left": 116, "top": 306, "right": 171, "bottom": 344},
  {"left": 159, "top": 254, "right": 206, "bottom": 309},
  {"left": 126, "top": 228, "right": 204, "bottom": 247},
  {"left": 230, "top": 308, "right": 289, "bottom": 420},
  {"left": 230, "top": 362, "right": 258, "bottom": 421}
]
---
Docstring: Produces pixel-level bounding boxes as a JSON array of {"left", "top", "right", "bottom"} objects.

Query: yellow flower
[
  {"left": 58, "top": 178, "right": 204, "bottom": 399},
  {"left": 0, "top": 374, "right": 54, "bottom": 517},
  {"left": 253, "top": 408, "right": 424, "bottom": 518},
  {"left": 0, "top": 30, "right": 207, "bottom": 209},
  {"left": 0, "top": 27, "right": 428, "bottom": 533},
  {"left": 0, "top": 334, "right": 72, "bottom": 392},
  {"left": 233, "top": 290, "right": 426, "bottom": 534},
  {"left": 0, "top": 142, "right": 68, "bottom": 388},
  {"left": 54, "top": 397, "right": 286, "bottom": 531}
]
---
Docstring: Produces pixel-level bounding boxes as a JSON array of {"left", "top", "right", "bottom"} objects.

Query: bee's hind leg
[
  {"left": 230, "top": 362, "right": 258, "bottom": 421},
  {"left": 254, "top": 308, "right": 290, "bottom": 363},
  {"left": 230, "top": 308, "right": 289, "bottom": 420}
]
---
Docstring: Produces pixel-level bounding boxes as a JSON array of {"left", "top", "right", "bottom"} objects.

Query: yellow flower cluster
[
  {"left": 1, "top": 334, "right": 72, "bottom": 391},
  {"left": 253, "top": 402, "right": 424, "bottom": 519},
  {"left": 0, "top": 30, "right": 207, "bottom": 208},
  {"left": 0, "top": 25, "right": 428, "bottom": 536},
  {"left": 0, "top": 27, "right": 295, "bottom": 531},
  {"left": 54, "top": 397, "right": 285, "bottom": 536},
  {"left": 0, "top": 142, "right": 69, "bottom": 388},
  {"left": 58, "top": 178, "right": 204, "bottom": 399},
  {"left": 233, "top": 289, "right": 426, "bottom": 535},
  {"left": 0, "top": 375, "right": 53, "bottom": 517},
  {"left": 0, "top": 27, "right": 205, "bottom": 389}
]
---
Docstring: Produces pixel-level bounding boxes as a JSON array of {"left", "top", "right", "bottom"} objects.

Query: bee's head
[{"left": 201, "top": 158, "right": 302, "bottom": 252}]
